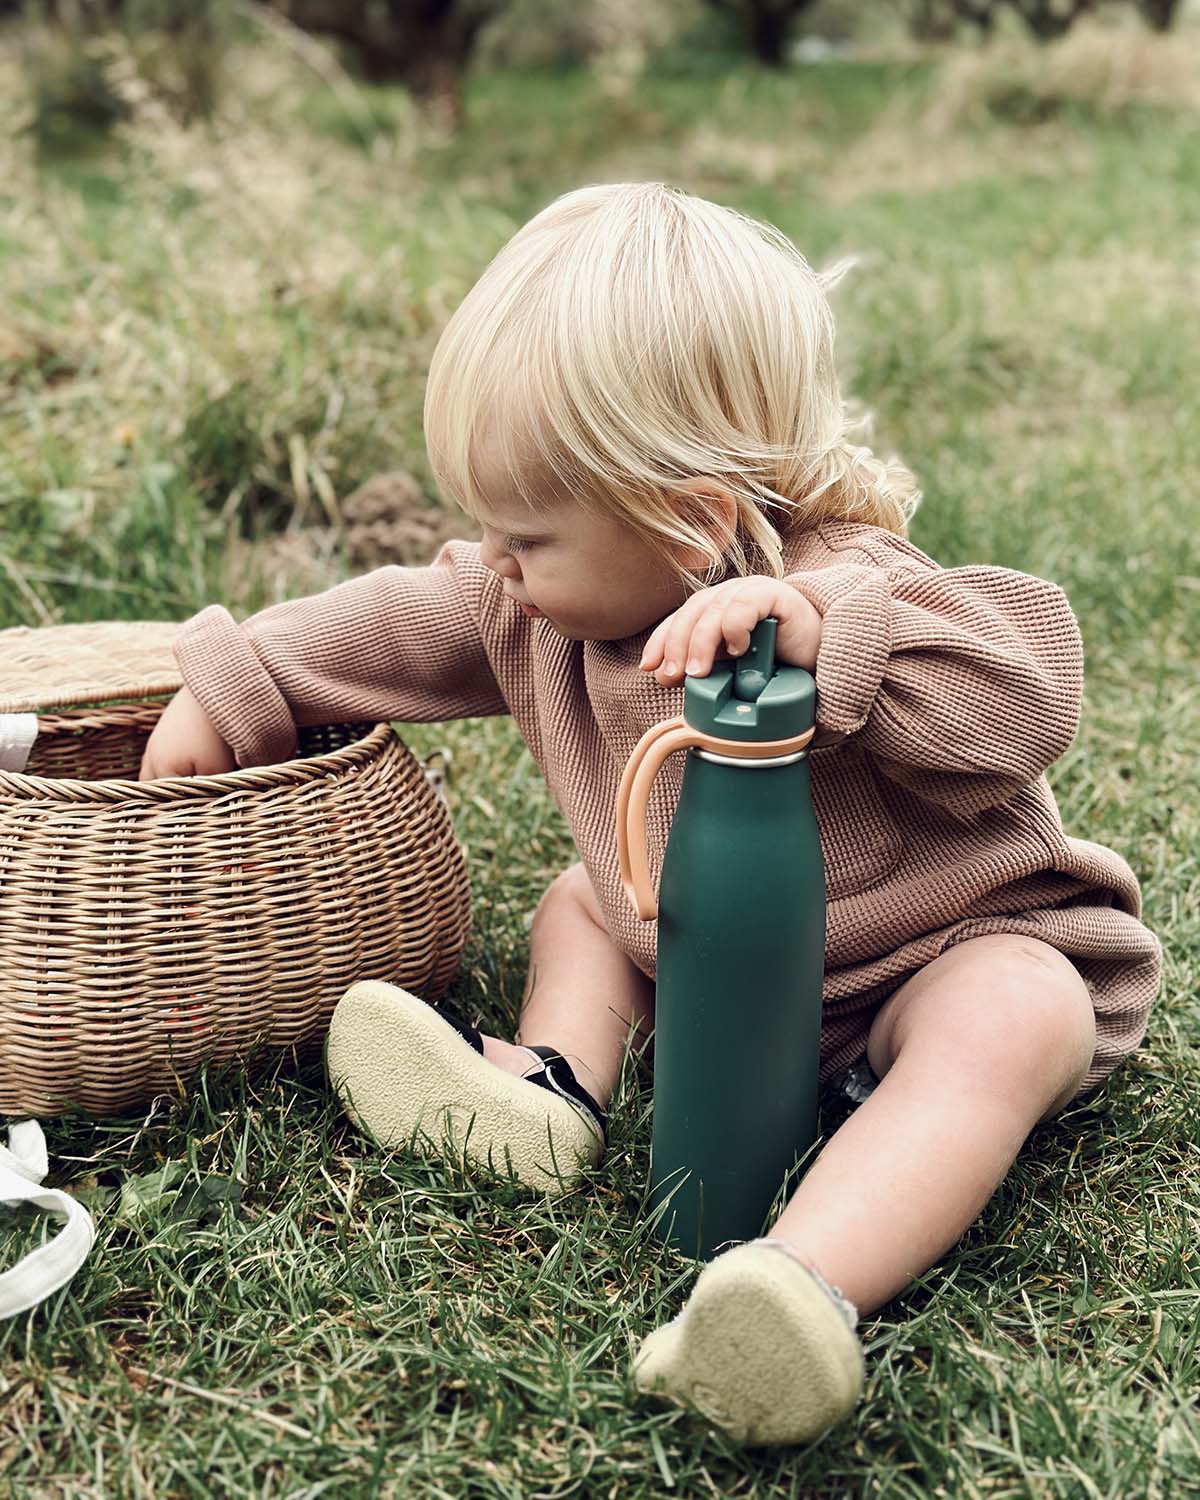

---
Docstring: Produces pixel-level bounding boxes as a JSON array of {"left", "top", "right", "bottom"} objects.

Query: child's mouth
[{"left": 517, "top": 602, "right": 543, "bottom": 618}]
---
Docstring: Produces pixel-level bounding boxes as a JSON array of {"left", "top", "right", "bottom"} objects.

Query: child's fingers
[
  {"left": 641, "top": 596, "right": 714, "bottom": 680},
  {"left": 643, "top": 585, "right": 770, "bottom": 682},
  {"left": 642, "top": 596, "right": 710, "bottom": 679},
  {"left": 639, "top": 612, "right": 681, "bottom": 669},
  {"left": 639, "top": 600, "right": 703, "bottom": 676},
  {"left": 681, "top": 597, "right": 759, "bottom": 676}
]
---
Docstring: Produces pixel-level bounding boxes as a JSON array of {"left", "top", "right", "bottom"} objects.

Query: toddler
[{"left": 141, "top": 182, "right": 1161, "bottom": 1447}]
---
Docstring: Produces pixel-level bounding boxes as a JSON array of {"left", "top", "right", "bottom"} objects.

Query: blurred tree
[
  {"left": 8, "top": 0, "right": 233, "bottom": 131},
  {"left": 1, "top": 0, "right": 513, "bottom": 125},
  {"left": 478, "top": 0, "right": 694, "bottom": 71},
  {"left": 265, "top": 0, "right": 511, "bottom": 123},
  {"left": 901, "top": 0, "right": 1186, "bottom": 39},
  {"left": 124, "top": 0, "right": 233, "bottom": 122},
  {"left": 906, "top": 0, "right": 995, "bottom": 36},
  {"left": 1134, "top": 0, "right": 1182, "bottom": 27},
  {"left": 1010, "top": 0, "right": 1096, "bottom": 37},
  {"left": 702, "top": 0, "right": 821, "bottom": 65}
]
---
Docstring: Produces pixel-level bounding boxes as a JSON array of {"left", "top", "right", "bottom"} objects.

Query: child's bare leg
[
  {"left": 481, "top": 863, "right": 654, "bottom": 1109},
  {"left": 767, "top": 935, "right": 1097, "bottom": 1318}
]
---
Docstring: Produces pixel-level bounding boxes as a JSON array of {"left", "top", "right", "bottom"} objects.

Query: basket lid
[{"left": 0, "top": 621, "right": 183, "bottom": 714}]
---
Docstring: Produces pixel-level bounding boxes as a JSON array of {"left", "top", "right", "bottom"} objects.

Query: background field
[{"left": 1, "top": 13, "right": 1198, "bottom": 1498}]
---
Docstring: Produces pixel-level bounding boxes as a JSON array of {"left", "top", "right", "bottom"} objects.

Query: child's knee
[
  {"left": 953, "top": 942, "right": 1096, "bottom": 1113},
  {"left": 543, "top": 861, "right": 606, "bottom": 927},
  {"left": 869, "top": 935, "right": 1097, "bottom": 1109}
]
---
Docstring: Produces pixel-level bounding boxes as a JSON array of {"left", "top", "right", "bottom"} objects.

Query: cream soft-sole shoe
[
  {"left": 325, "top": 980, "right": 604, "bottom": 1193},
  {"left": 632, "top": 1240, "right": 865, "bottom": 1447}
]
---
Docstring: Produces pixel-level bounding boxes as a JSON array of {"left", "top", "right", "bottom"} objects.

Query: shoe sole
[
  {"left": 632, "top": 1242, "right": 865, "bottom": 1446},
  {"left": 325, "top": 979, "right": 601, "bottom": 1193}
]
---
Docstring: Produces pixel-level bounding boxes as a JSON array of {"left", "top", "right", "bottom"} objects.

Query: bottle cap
[{"left": 681, "top": 617, "right": 816, "bottom": 743}]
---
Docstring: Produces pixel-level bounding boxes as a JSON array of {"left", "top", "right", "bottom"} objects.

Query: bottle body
[{"left": 650, "top": 747, "right": 826, "bottom": 1261}]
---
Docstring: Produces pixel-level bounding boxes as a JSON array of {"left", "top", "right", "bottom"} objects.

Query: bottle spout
[
  {"left": 681, "top": 616, "right": 815, "bottom": 742},
  {"left": 732, "top": 618, "right": 776, "bottom": 702}
]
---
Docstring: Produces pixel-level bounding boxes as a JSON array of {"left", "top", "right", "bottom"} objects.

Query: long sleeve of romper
[
  {"left": 784, "top": 555, "right": 1084, "bottom": 821},
  {"left": 173, "top": 540, "right": 509, "bottom": 768}
]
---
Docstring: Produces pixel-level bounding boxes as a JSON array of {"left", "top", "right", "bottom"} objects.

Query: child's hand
[
  {"left": 139, "top": 686, "right": 237, "bottom": 780},
  {"left": 639, "top": 577, "right": 823, "bottom": 684}
]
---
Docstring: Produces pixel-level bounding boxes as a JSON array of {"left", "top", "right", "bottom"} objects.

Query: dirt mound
[
  {"left": 222, "top": 470, "right": 482, "bottom": 603},
  {"left": 341, "top": 471, "right": 480, "bottom": 570}
]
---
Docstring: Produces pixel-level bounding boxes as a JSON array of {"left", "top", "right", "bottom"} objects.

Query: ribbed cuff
[
  {"left": 172, "top": 604, "right": 298, "bottom": 768},
  {"left": 788, "top": 569, "right": 893, "bottom": 738}
]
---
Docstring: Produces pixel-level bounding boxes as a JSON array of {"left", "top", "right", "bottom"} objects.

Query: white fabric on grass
[
  {"left": 0, "top": 713, "right": 37, "bottom": 772},
  {"left": 0, "top": 1121, "right": 96, "bottom": 1320}
]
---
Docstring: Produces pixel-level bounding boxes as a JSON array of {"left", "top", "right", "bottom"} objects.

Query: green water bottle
[{"left": 616, "top": 618, "right": 825, "bottom": 1262}]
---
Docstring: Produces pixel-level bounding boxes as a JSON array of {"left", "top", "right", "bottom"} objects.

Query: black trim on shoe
[
  {"left": 438, "top": 1009, "right": 484, "bottom": 1054},
  {"left": 432, "top": 1015, "right": 606, "bottom": 1146},
  {"left": 520, "top": 1046, "right": 608, "bottom": 1145}
]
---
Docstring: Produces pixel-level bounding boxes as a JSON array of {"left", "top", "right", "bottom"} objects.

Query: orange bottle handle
[
  {"left": 616, "top": 716, "right": 815, "bottom": 921},
  {"left": 617, "top": 717, "right": 696, "bottom": 920}
]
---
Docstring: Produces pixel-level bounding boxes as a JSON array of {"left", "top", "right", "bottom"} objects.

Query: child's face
[{"left": 474, "top": 494, "right": 691, "bottom": 642}]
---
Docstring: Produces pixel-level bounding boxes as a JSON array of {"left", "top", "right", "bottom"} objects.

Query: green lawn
[{"left": 2, "top": 24, "right": 1199, "bottom": 1498}]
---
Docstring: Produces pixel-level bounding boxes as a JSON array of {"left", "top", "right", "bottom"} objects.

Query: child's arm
[
  {"left": 158, "top": 540, "right": 508, "bottom": 771},
  {"left": 784, "top": 554, "right": 1084, "bottom": 819}
]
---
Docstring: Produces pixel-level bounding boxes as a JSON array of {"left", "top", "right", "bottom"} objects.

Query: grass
[{"left": 3, "top": 17, "right": 1200, "bottom": 1497}]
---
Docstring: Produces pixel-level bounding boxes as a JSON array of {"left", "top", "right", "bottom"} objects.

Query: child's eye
[{"left": 504, "top": 536, "right": 534, "bottom": 554}]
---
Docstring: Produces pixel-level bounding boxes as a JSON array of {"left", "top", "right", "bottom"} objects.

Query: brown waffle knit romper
[{"left": 174, "top": 520, "right": 1161, "bottom": 1102}]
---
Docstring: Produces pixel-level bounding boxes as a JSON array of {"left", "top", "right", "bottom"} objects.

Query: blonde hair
[{"left": 423, "top": 181, "right": 921, "bottom": 592}]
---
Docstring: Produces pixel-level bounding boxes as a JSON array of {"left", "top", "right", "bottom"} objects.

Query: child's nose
[
  {"left": 480, "top": 534, "right": 520, "bottom": 578},
  {"left": 479, "top": 534, "right": 497, "bottom": 566}
]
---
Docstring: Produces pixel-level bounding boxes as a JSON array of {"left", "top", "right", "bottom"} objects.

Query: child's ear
[{"left": 668, "top": 481, "right": 739, "bottom": 572}]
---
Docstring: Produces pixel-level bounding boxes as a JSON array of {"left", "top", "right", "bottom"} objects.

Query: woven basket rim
[{"left": 0, "top": 720, "right": 397, "bottom": 804}]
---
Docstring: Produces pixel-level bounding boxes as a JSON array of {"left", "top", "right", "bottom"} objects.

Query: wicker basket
[{"left": 0, "top": 622, "right": 472, "bottom": 1118}]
